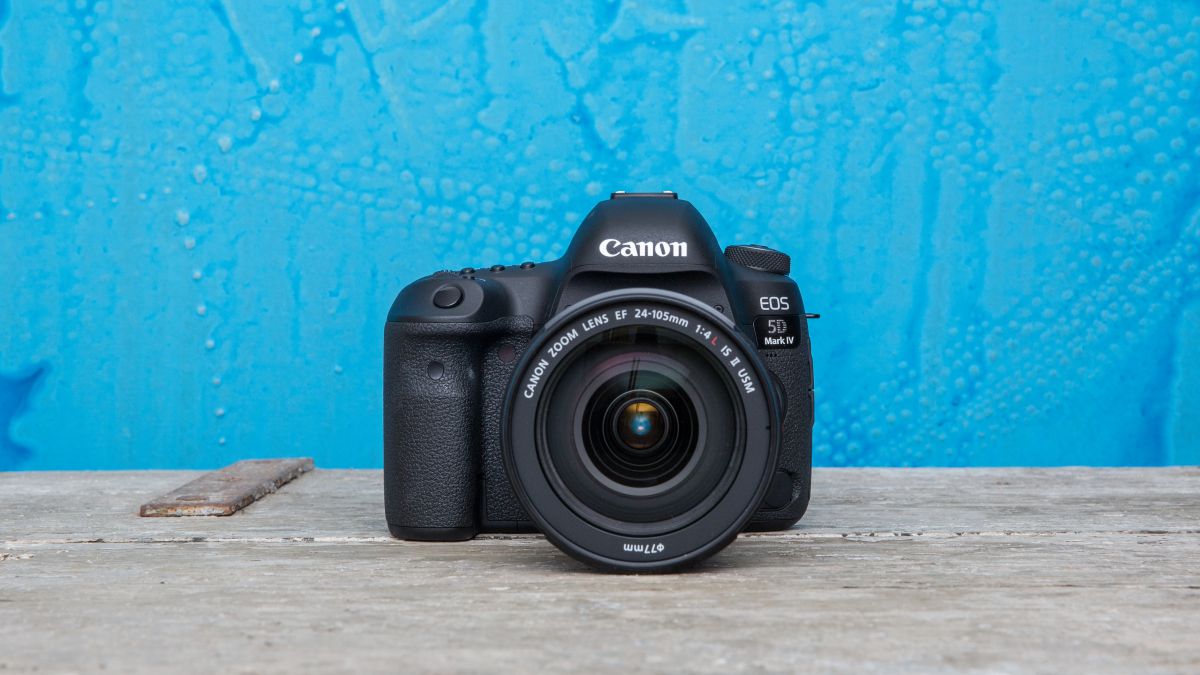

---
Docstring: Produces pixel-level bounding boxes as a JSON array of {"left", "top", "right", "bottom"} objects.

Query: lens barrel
[{"left": 502, "top": 289, "right": 780, "bottom": 572}]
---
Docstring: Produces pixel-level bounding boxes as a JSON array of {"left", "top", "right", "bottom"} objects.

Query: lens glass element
[
  {"left": 588, "top": 385, "right": 688, "bottom": 488},
  {"left": 614, "top": 398, "right": 665, "bottom": 452}
]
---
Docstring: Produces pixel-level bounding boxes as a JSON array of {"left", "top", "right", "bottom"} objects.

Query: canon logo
[{"left": 599, "top": 238, "right": 688, "bottom": 258}]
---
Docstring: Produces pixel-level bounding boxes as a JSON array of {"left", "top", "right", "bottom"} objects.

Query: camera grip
[
  {"left": 384, "top": 321, "right": 483, "bottom": 540},
  {"left": 747, "top": 336, "right": 814, "bottom": 530}
]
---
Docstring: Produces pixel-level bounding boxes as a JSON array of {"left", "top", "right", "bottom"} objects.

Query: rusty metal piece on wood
[{"left": 138, "top": 458, "right": 314, "bottom": 517}]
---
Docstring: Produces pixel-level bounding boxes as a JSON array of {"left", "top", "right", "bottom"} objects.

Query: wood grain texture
[
  {"left": 1, "top": 468, "right": 1198, "bottom": 674},
  {"left": 136, "top": 458, "right": 314, "bottom": 517}
]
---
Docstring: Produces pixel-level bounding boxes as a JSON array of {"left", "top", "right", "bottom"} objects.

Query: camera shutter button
[
  {"left": 432, "top": 284, "right": 463, "bottom": 309},
  {"left": 725, "top": 245, "right": 791, "bottom": 275}
]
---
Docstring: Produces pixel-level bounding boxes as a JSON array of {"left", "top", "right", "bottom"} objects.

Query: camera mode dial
[{"left": 725, "top": 245, "right": 790, "bottom": 275}]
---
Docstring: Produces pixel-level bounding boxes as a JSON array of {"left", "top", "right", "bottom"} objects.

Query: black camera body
[{"left": 385, "top": 192, "right": 814, "bottom": 571}]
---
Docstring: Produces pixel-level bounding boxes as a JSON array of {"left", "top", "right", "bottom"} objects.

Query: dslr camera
[{"left": 384, "top": 192, "right": 814, "bottom": 572}]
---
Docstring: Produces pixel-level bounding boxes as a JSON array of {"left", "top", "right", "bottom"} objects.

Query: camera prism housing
[{"left": 384, "top": 192, "right": 814, "bottom": 571}]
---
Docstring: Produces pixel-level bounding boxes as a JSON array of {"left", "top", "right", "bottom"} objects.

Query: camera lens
[
  {"left": 503, "top": 290, "right": 780, "bottom": 572},
  {"left": 538, "top": 327, "right": 734, "bottom": 529}
]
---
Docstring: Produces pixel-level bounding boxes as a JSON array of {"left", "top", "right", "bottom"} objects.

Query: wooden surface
[
  {"left": 138, "top": 458, "right": 313, "bottom": 516},
  {"left": 1, "top": 468, "right": 1198, "bottom": 673}
]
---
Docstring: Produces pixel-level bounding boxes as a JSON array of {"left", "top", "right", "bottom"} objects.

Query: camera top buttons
[
  {"left": 490, "top": 264, "right": 506, "bottom": 272},
  {"left": 724, "top": 245, "right": 791, "bottom": 275},
  {"left": 519, "top": 261, "right": 536, "bottom": 269},
  {"left": 432, "top": 284, "right": 464, "bottom": 309},
  {"left": 459, "top": 267, "right": 476, "bottom": 275}
]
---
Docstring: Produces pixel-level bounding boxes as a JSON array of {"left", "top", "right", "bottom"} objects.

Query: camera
[{"left": 384, "top": 192, "right": 814, "bottom": 572}]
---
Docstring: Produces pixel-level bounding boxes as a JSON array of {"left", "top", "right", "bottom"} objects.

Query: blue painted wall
[{"left": 1, "top": 1, "right": 1198, "bottom": 470}]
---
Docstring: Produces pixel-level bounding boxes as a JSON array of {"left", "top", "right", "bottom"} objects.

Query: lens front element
[
  {"left": 601, "top": 391, "right": 677, "bottom": 479},
  {"left": 614, "top": 397, "right": 665, "bottom": 452}
]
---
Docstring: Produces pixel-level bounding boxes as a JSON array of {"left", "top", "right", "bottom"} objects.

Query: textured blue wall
[{"left": 1, "top": 1, "right": 1198, "bottom": 470}]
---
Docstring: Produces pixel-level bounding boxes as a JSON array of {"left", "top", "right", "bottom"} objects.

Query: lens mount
[{"left": 502, "top": 289, "right": 781, "bottom": 572}]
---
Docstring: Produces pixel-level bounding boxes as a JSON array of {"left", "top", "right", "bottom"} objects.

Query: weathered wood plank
[
  {"left": 0, "top": 468, "right": 1197, "bottom": 673},
  {"left": 1, "top": 535, "right": 1197, "bottom": 673},
  {"left": 2, "top": 467, "right": 1197, "bottom": 543},
  {"left": 136, "top": 458, "right": 314, "bottom": 517}
]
